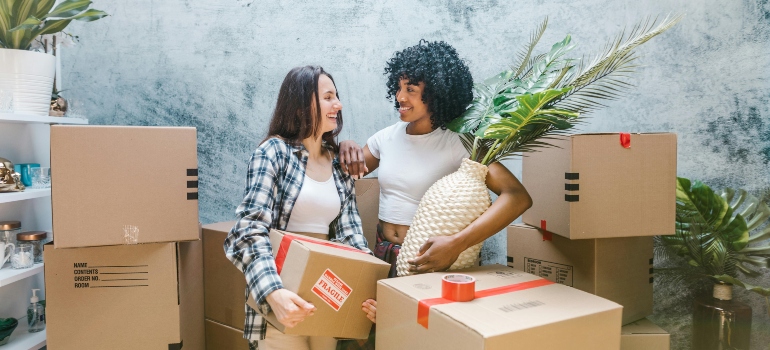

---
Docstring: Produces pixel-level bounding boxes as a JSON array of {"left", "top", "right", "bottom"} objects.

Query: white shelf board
[
  {"left": 2, "top": 315, "right": 45, "bottom": 350},
  {"left": 0, "top": 263, "right": 44, "bottom": 287},
  {"left": 0, "top": 112, "right": 87, "bottom": 125},
  {"left": 0, "top": 189, "right": 51, "bottom": 204}
]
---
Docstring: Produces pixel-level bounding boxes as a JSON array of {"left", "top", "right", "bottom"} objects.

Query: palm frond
[
  {"left": 512, "top": 17, "right": 548, "bottom": 79},
  {"left": 552, "top": 14, "right": 683, "bottom": 114}
]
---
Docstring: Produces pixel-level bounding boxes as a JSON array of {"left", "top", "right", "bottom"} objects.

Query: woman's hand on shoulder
[
  {"left": 361, "top": 298, "right": 377, "bottom": 323},
  {"left": 339, "top": 140, "right": 368, "bottom": 179},
  {"left": 265, "top": 289, "right": 316, "bottom": 328}
]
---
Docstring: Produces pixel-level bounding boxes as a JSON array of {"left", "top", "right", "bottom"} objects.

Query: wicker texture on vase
[{"left": 396, "top": 158, "right": 491, "bottom": 276}]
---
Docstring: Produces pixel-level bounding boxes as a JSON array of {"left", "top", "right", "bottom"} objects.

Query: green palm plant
[
  {"left": 658, "top": 178, "right": 770, "bottom": 316},
  {"left": 0, "top": 0, "right": 107, "bottom": 50},
  {"left": 447, "top": 15, "right": 683, "bottom": 164}
]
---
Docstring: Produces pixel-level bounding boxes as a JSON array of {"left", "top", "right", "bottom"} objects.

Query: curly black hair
[{"left": 384, "top": 40, "right": 474, "bottom": 129}]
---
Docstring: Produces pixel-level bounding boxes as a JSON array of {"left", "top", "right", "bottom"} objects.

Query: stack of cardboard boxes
[
  {"left": 44, "top": 126, "right": 204, "bottom": 350},
  {"left": 371, "top": 133, "right": 675, "bottom": 350},
  {"left": 510, "top": 133, "right": 676, "bottom": 349}
]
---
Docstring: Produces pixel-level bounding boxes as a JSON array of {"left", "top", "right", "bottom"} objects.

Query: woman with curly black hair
[{"left": 339, "top": 40, "right": 532, "bottom": 326}]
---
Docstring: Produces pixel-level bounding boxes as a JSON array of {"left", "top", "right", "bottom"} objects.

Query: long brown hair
[{"left": 263, "top": 66, "right": 343, "bottom": 152}]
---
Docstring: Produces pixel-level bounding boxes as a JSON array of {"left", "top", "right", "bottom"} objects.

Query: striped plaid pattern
[{"left": 224, "top": 137, "right": 371, "bottom": 343}]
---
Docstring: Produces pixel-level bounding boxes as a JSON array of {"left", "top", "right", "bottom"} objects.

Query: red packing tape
[
  {"left": 541, "top": 220, "right": 552, "bottom": 241},
  {"left": 274, "top": 233, "right": 367, "bottom": 274},
  {"left": 441, "top": 274, "right": 476, "bottom": 302},
  {"left": 417, "top": 278, "right": 554, "bottom": 328},
  {"left": 620, "top": 133, "right": 631, "bottom": 148}
]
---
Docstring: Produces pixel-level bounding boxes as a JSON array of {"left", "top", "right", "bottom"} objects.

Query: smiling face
[
  {"left": 395, "top": 77, "right": 431, "bottom": 125},
  {"left": 315, "top": 74, "right": 343, "bottom": 136}
]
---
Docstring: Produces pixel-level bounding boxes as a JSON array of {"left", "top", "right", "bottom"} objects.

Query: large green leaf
[
  {"left": 33, "top": 18, "right": 71, "bottom": 36},
  {"left": 0, "top": 0, "right": 14, "bottom": 46},
  {"left": 446, "top": 83, "right": 498, "bottom": 134},
  {"left": 482, "top": 88, "right": 576, "bottom": 138},
  {"left": 8, "top": 0, "right": 35, "bottom": 48},
  {"left": 43, "top": 0, "right": 91, "bottom": 19},
  {"left": 509, "top": 35, "right": 575, "bottom": 95},
  {"left": 33, "top": 0, "right": 55, "bottom": 19},
  {"left": 676, "top": 178, "right": 749, "bottom": 250},
  {"left": 9, "top": 16, "right": 41, "bottom": 31},
  {"left": 69, "top": 8, "right": 107, "bottom": 21}
]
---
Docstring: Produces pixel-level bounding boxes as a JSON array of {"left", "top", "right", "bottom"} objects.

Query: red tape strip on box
[
  {"left": 274, "top": 234, "right": 367, "bottom": 274},
  {"left": 540, "top": 220, "right": 552, "bottom": 241},
  {"left": 620, "top": 133, "right": 631, "bottom": 148},
  {"left": 417, "top": 278, "right": 554, "bottom": 328}
]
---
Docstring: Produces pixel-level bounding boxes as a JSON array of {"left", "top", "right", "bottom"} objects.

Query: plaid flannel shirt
[{"left": 224, "top": 137, "right": 371, "bottom": 344}]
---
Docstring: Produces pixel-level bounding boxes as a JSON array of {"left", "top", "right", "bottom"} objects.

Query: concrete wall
[{"left": 62, "top": 0, "right": 769, "bottom": 348}]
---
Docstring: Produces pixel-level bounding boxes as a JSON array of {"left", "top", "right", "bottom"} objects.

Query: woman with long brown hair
[{"left": 225, "top": 65, "right": 370, "bottom": 350}]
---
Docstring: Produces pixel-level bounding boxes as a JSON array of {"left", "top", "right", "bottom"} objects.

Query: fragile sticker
[{"left": 311, "top": 269, "right": 352, "bottom": 311}]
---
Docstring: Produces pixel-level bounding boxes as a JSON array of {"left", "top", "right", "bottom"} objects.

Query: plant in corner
[
  {"left": 0, "top": 0, "right": 107, "bottom": 116},
  {"left": 656, "top": 178, "right": 770, "bottom": 350},
  {"left": 395, "top": 15, "right": 684, "bottom": 276}
]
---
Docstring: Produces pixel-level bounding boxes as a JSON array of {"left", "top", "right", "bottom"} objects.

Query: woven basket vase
[{"left": 396, "top": 158, "right": 491, "bottom": 276}]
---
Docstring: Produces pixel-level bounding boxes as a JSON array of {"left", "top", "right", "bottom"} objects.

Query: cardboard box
[
  {"left": 202, "top": 221, "right": 252, "bottom": 330},
  {"left": 205, "top": 319, "right": 250, "bottom": 350},
  {"left": 522, "top": 133, "right": 676, "bottom": 239},
  {"left": 506, "top": 224, "right": 652, "bottom": 324},
  {"left": 247, "top": 230, "right": 390, "bottom": 339},
  {"left": 45, "top": 240, "right": 205, "bottom": 350},
  {"left": 51, "top": 125, "right": 199, "bottom": 248},
  {"left": 621, "top": 318, "right": 670, "bottom": 350},
  {"left": 376, "top": 264, "right": 623, "bottom": 350},
  {"left": 355, "top": 178, "right": 379, "bottom": 251}
]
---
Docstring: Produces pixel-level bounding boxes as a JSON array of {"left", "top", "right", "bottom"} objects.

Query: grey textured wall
[{"left": 62, "top": 0, "right": 769, "bottom": 348}]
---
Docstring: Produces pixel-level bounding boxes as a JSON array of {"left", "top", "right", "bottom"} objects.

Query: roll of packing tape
[{"left": 441, "top": 274, "right": 476, "bottom": 302}]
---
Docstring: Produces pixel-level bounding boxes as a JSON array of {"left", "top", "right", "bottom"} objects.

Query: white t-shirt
[
  {"left": 367, "top": 121, "right": 469, "bottom": 225},
  {"left": 285, "top": 174, "right": 341, "bottom": 234}
]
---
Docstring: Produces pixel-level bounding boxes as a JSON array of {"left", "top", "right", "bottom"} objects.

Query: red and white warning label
[{"left": 311, "top": 269, "right": 352, "bottom": 311}]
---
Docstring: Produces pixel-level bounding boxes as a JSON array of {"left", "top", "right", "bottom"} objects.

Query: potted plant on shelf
[
  {"left": 0, "top": 0, "right": 107, "bottom": 116},
  {"left": 396, "top": 15, "right": 683, "bottom": 276},
  {"left": 656, "top": 178, "right": 770, "bottom": 350}
]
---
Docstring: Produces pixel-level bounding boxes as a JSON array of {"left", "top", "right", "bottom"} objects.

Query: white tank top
[{"left": 286, "top": 174, "right": 341, "bottom": 234}]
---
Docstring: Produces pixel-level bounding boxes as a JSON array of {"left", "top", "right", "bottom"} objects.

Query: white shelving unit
[
  {"left": 1, "top": 113, "right": 88, "bottom": 349},
  {"left": 0, "top": 190, "right": 51, "bottom": 205},
  {"left": 0, "top": 264, "right": 44, "bottom": 288},
  {"left": 0, "top": 113, "right": 87, "bottom": 125}
]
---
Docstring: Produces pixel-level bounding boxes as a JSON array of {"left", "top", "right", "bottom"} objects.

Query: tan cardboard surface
[
  {"left": 180, "top": 237, "right": 206, "bottom": 350},
  {"left": 507, "top": 224, "right": 653, "bottom": 324},
  {"left": 205, "top": 319, "right": 250, "bottom": 350},
  {"left": 621, "top": 318, "right": 670, "bottom": 350},
  {"left": 45, "top": 241, "right": 204, "bottom": 350},
  {"left": 376, "top": 264, "right": 622, "bottom": 350},
  {"left": 247, "top": 230, "right": 389, "bottom": 339},
  {"left": 522, "top": 133, "right": 676, "bottom": 239},
  {"left": 51, "top": 125, "right": 199, "bottom": 248},
  {"left": 355, "top": 178, "right": 379, "bottom": 251},
  {"left": 203, "top": 221, "right": 251, "bottom": 330}
]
